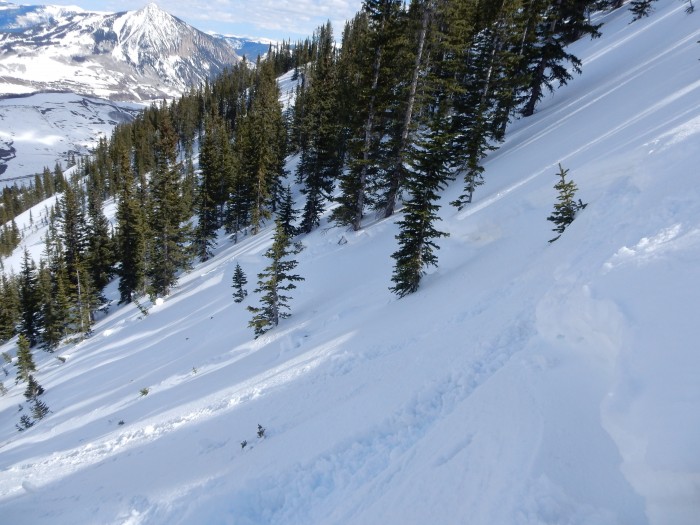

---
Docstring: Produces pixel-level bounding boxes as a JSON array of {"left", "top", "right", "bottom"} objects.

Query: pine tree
[
  {"left": 15, "top": 334, "right": 36, "bottom": 384},
  {"left": 232, "top": 262, "right": 248, "bottom": 303},
  {"left": 0, "top": 274, "right": 19, "bottom": 343},
  {"left": 147, "top": 109, "right": 193, "bottom": 299},
  {"left": 390, "top": 108, "right": 455, "bottom": 297},
  {"left": 331, "top": 3, "right": 403, "bottom": 231},
  {"left": 547, "top": 163, "right": 587, "bottom": 242},
  {"left": 24, "top": 373, "right": 45, "bottom": 400},
  {"left": 238, "top": 58, "right": 288, "bottom": 234},
  {"left": 630, "top": 0, "right": 658, "bottom": 20},
  {"left": 31, "top": 398, "right": 50, "bottom": 421},
  {"left": 296, "top": 22, "right": 343, "bottom": 233},
  {"left": 277, "top": 185, "right": 298, "bottom": 238},
  {"left": 247, "top": 221, "right": 304, "bottom": 337},
  {"left": 85, "top": 182, "right": 114, "bottom": 297},
  {"left": 521, "top": 0, "right": 601, "bottom": 117},
  {"left": 115, "top": 145, "right": 147, "bottom": 304},
  {"left": 18, "top": 248, "right": 41, "bottom": 347},
  {"left": 195, "top": 113, "right": 228, "bottom": 261}
]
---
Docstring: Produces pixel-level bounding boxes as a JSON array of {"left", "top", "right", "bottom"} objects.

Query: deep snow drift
[{"left": 0, "top": 2, "right": 699, "bottom": 524}]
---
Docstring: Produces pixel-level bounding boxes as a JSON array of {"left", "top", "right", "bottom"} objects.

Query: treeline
[{"left": 1, "top": 0, "right": 628, "bottom": 352}]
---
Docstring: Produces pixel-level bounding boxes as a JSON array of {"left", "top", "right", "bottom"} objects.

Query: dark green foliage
[
  {"left": 521, "top": 0, "right": 601, "bottom": 117},
  {"left": 195, "top": 113, "right": 231, "bottom": 261},
  {"left": 247, "top": 221, "right": 304, "bottom": 337},
  {"left": 629, "top": 0, "right": 658, "bottom": 20},
  {"left": 232, "top": 262, "right": 248, "bottom": 303},
  {"left": 237, "top": 58, "right": 288, "bottom": 234},
  {"left": 547, "top": 164, "right": 587, "bottom": 242},
  {"left": 115, "top": 145, "right": 147, "bottom": 304},
  {"left": 24, "top": 373, "right": 45, "bottom": 400},
  {"left": 147, "top": 109, "right": 193, "bottom": 299},
  {"left": 15, "top": 334, "right": 36, "bottom": 384},
  {"left": 0, "top": 274, "right": 19, "bottom": 343},
  {"left": 277, "top": 186, "right": 298, "bottom": 238},
  {"left": 16, "top": 414, "right": 34, "bottom": 431},
  {"left": 296, "top": 22, "right": 344, "bottom": 233},
  {"left": 18, "top": 249, "right": 41, "bottom": 347},
  {"left": 31, "top": 398, "right": 50, "bottom": 421},
  {"left": 390, "top": 110, "right": 454, "bottom": 298}
]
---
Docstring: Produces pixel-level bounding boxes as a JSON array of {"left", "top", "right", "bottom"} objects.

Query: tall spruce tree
[
  {"left": 115, "top": 146, "right": 147, "bottom": 304},
  {"left": 390, "top": 107, "right": 455, "bottom": 297},
  {"left": 332, "top": 2, "right": 403, "bottom": 231},
  {"left": 296, "top": 22, "right": 343, "bottom": 233},
  {"left": 239, "top": 58, "right": 288, "bottom": 234},
  {"left": 18, "top": 248, "right": 41, "bottom": 347},
  {"left": 521, "top": 0, "right": 600, "bottom": 117},
  {"left": 247, "top": 220, "right": 304, "bottom": 337},
  {"left": 0, "top": 273, "right": 19, "bottom": 343},
  {"left": 147, "top": 109, "right": 193, "bottom": 298},
  {"left": 195, "top": 113, "right": 229, "bottom": 261}
]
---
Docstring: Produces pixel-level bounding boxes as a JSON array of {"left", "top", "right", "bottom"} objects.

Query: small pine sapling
[
  {"left": 139, "top": 387, "right": 150, "bottom": 397},
  {"left": 31, "top": 398, "right": 50, "bottom": 420},
  {"left": 23, "top": 374, "right": 45, "bottom": 401},
  {"left": 16, "top": 414, "right": 34, "bottom": 431},
  {"left": 257, "top": 424, "right": 266, "bottom": 439},
  {"left": 547, "top": 164, "right": 587, "bottom": 243},
  {"left": 241, "top": 439, "right": 248, "bottom": 449},
  {"left": 232, "top": 262, "right": 248, "bottom": 303}
]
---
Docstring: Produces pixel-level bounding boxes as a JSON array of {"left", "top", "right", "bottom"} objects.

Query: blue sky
[{"left": 42, "top": 0, "right": 365, "bottom": 41}]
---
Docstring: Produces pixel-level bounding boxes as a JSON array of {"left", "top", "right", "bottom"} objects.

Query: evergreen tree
[
  {"left": 521, "top": 0, "right": 601, "bottom": 117},
  {"left": 629, "top": 0, "right": 658, "bottom": 20},
  {"left": 547, "top": 163, "right": 587, "bottom": 242},
  {"left": 0, "top": 274, "right": 19, "bottom": 343},
  {"left": 18, "top": 248, "right": 41, "bottom": 347},
  {"left": 195, "top": 113, "right": 229, "bottom": 261},
  {"left": 232, "top": 262, "right": 248, "bottom": 303},
  {"left": 331, "top": 3, "right": 403, "bottom": 230},
  {"left": 147, "top": 110, "right": 193, "bottom": 298},
  {"left": 380, "top": 0, "right": 434, "bottom": 218},
  {"left": 277, "top": 185, "right": 299, "bottom": 238},
  {"left": 24, "top": 373, "right": 45, "bottom": 400},
  {"left": 115, "top": 146, "right": 147, "bottom": 304},
  {"left": 296, "top": 22, "right": 343, "bottom": 233},
  {"left": 15, "top": 334, "right": 36, "bottom": 383},
  {"left": 390, "top": 108, "right": 455, "bottom": 297},
  {"left": 31, "top": 397, "right": 50, "bottom": 421},
  {"left": 247, "top": 221, "right": 304, "bottom": 337},
  {"left": 238, "top": 58, "right": 288, "bottom": 234},
  {"left": 85, "top": 182, "right": 114, "bottom": 297}
]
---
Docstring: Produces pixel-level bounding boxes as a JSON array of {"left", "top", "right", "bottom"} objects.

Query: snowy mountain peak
[{"left": 0, "top": 2, "right": 240, "bottom": 101}]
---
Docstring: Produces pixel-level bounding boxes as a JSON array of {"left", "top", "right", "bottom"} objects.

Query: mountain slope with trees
[{"left": 0, "top": 1, "right": 698, "bottom": 524}]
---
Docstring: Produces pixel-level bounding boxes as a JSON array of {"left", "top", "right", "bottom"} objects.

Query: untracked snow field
[{"left": 0, "top": 2, "right": 699, "bottom": 524}]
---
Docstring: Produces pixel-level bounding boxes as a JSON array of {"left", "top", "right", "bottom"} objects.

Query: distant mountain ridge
[{"left": 0, "top": 2, "right": 260, "bottom": 101}]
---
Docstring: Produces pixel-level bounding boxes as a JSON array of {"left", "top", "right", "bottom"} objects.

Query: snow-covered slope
[
  {"left": 1, "top": 2, "right": 699, "bottom": 524},
  {"left": 0, "top": 93, "right": 141, "bottom": 181},
  {"left": 0, "top": 2, "right": 240, "bottom": 101}
]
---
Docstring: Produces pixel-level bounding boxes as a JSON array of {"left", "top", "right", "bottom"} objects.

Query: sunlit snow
[{"left": 0, "top": 2, "right": 698, "bottom": 524}]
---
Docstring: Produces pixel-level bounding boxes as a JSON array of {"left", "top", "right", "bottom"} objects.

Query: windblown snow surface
[{"left": 0, "top": 2, "right": 699, "bottom": 524}]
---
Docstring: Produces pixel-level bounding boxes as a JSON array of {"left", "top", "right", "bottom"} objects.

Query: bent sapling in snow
[{"left": 547, "top": 164, "right": 587, "bottom": 243}]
